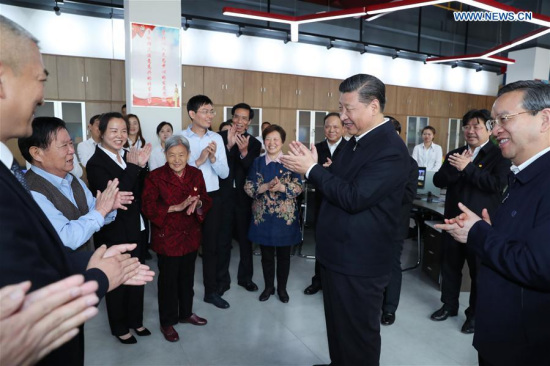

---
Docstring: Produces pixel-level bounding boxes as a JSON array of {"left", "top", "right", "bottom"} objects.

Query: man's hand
[
  {"left": 112, "top": 191, "right": 134, "bottom": 211},
  {"left": 226, "top": 124, "right": 237, "bottom": 149},
  {"left": 448, "top": 150, "right": 472, "bottom": 172},
  {"left": 207, "top": 141, "right": 217, "bottom": 163},
  {"left": 435, "top": 202, "right": 490, "bottom": 243},
  {"left": 87, "top": 245, "right": 141, "bottom": 292},
  {"left": 280, "top": 141, "right": 318, "bottom": 175},
  {"left": 0, "top": 275, "right": 99, "bottom": 366},
  {"left": 94, "top": 179, "right": 119, "bottom": 217},
  {"left": 236, "top": 134, "right": 249, "bottom": 157},
  {"left": 322, "top": 157, "right": 333, "bottom": 168}
]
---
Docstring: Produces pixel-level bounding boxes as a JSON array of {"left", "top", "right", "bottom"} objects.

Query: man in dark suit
[
  {"left": 0, "top": 15, "right": 152, "bottom": 365},
  {"left": 380, "top": 116, "right": 419, "bottom": 325},
  {"left": 431, "top": 109, "right": 510, "bottom": 334},
  {"left": 281, "top": 74, "right": 410, "bottom": 365},
  {"left": 217, "top": 103, "right": 262, "bottom": 295},
  {"left": 303, "top": 112, "right": 346, "bottom": 295},
  {"left": 437, "top": 80, "right": 550, "bottom": 366}
]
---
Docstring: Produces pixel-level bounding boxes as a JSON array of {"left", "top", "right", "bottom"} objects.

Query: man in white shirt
[
  {"left": 77, "top": 114, "right": 101, "bottom": 167},
  {"left": 178, "top": 95, "right": 230, "bottom": 309}
]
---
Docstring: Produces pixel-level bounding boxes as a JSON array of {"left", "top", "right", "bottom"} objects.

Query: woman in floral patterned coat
[{"left": 244, "top": 125, "right": 302, "bottom": 303}]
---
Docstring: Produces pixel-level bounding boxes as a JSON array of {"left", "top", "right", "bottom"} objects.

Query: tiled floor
[{"left": 84, "top": 232, "right": 478, "bottom": 366}]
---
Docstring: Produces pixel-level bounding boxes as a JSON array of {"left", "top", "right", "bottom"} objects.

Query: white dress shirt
[
  {"left": 77, "top": 137, "right": 98, "bottom": 167},
  {"left": 148, "top": 145, "right": 166, "bottom": 171},
  {"left": 412, "top": 142, "right": 443, "bottom": 171}
]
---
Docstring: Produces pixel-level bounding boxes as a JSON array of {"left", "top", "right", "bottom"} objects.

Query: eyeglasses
[
  {"left": 197, "top": 109, "right": 216, "bottom": 116},
  {"left": 232, "top": 114, "right": 249, "bottom": 122},
  {"left": 486, "top": 111, "right": 535, "bottom": 130},
  {"left": 461, "top": 125, "right": 486, "bottom": 132}
]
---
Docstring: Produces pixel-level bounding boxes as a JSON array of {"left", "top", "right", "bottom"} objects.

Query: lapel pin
[
  {"left": 279, "top": 170, "right": 283, "bottom": 174},
  {"left": 479, "top": 164, "right": 483, "bottom": 168},
  {"left": 193, "top": 187, "right": 198, "bottom": 191}
]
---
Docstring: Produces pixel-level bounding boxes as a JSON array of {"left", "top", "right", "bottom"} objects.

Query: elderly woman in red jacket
[{"left": 142, "top": 135, "right": 212, "bottom": 343}]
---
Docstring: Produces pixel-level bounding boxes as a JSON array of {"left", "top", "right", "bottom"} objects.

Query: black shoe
[
  {"left": 461, "top": 316, "right": 475, "bottom": 334},
  {"left": 133, "top": 327, "right": 151, "bottom": 336},
  {"left": 430, "top": 306, "right": 458, "bottom": 321},
  {"left": 238, "top": 281, "right": 259, "bottom": 292},
  {"left": 381, "top": 312, "right": 395, "bottom": 325},
  {"left": 204, "top": 293, "right": 230, "bottom": 309},
  {"left": 259, "top": 287, "right": 275, "bottom": 301},
  {"left": 277, "top": 288, "right": 289, "bottom": 303},
  {"left": 304, "top": 283, "right": 321, "bottom": 295},
  {"left": 216, "top": 283, "right": 230, "bottom": 296},
  {"left": 116, "top": 334, "right": 137, "bottom": 344}
]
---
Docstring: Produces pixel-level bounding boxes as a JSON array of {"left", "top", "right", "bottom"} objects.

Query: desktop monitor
[
  {"left": 417, "top": 169, "right": 440, "bottom": 196},
  {"left": 417, "top": 167, "right": 426, "bottom": 189}
]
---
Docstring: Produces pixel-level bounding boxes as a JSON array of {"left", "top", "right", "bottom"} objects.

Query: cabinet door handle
[
  {"left": 260, "top": 87, "right": 263, "bottom": 92},
  {"left": 428, "top": 250, "right": 434, "bottom": 255},
  {"left": 263, "top": 87, "right": 266, "bottom": 92},
  {"left": 221, "top": 84, "right": 224, "bottom": 90},
  {"left": 183, "top": 81, "right": 186, "bottom": 88},
  {"left": 81, "top": 76, "right": 84, "bottom": 82},
  {"left": 86, "top": 76, "right": 89, "bottom": 83},
  {"left": 427, "top": 266, "right": 433, "bottom": 271},
  {"left": 295, "top": 90, "right": 298, "bottom": 95}
]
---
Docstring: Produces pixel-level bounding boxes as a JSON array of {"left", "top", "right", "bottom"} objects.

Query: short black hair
[
  {"left": 262, "top": 124, "right": 286, "bottom": 143},
  {"left": 385, "top": 115, "right": 401, "bottom": 134},
  {"left": 219, "top": 120, "right": 232, "bottom": 132},
  {"left": 422, "top": 125, "right": 436, "bottom": 135},
  {"left": 462, "top": 109, "right": 491, "bottom": 128},
  {"left": 231, "top": 103, "right": 254, "bottom": 121},
  {"left": 99, "top": 112, "right": 128, "bottom": 138},
  {"left": 187, "top": 95, "right": 213, "bottom": 114},
  {"left": 261, "top": 121, "right": 271, "bottom": 128},
  {"left": 18, "top": 117, "right": 66, "bottom": 164},
  {"left": 89, "top": 114, "right": 101, "bottom": 126},
  {"left": 324, "top": 112, "right": 342, "bottom": 126},
  {"left": 121, "top": 104, "right": 126, "bottom": 109},
  {"left": 156, "top": 121, "right": 173, "bottom": 135},
  {"left": 339, "top": 74, "right": 386, "bottom": 112}
]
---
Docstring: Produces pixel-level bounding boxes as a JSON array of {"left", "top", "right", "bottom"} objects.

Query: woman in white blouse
[
  {"left": 148, "top": 121, "right": 173, "bottom": 171},
  {"left": 126, "top": 114, "right": 146, "bottom": 149},
  {"left": 412, "top": 126, "right": 442, "bottom": 171}
]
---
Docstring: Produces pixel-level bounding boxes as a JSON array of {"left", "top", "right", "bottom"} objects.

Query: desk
[{"left": 412, "top": 198, "right": 445, "bottom": 216}]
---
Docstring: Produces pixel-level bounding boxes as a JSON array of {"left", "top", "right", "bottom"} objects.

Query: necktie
[
  {"left": 351, "top": 136, "right": 358, "bottom": 151},
  {"left": 11, "top": 160, "right": 30, "bottom": 193}
]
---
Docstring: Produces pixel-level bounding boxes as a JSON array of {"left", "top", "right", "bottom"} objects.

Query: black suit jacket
[
  {"left": 433, "top": 141, "right": 510, "bottom": 219},
  {"left": 0, "top": 162, "right": 108, "bottom": 365},
  {"left": 86, "top": 147, "right": 146, "bottom": 249},
  {"left": 218, "top": 130, "right": 261, "bottom": 206},
  {"left": 310, "top": 122, "right": 411, "bottom": 277},
  {"left": 313, "top": 138, "right": 347, "bottom": 217}
]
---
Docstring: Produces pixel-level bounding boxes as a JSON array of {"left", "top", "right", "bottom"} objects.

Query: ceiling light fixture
[
  {"left": 236, "top": 26, "right": 243, "bottom": 37},
  {"left": 476, "top": 65, "right": 483, "bottom": 72},
  {"left": 360, "top": 45, "right": 368, "bottom": 55},
  {"left": 392, "top": 51, "right": 400, "bottom": 59},
  {"left": 327, "top": 39, "right": 333, "bottom": 50},
  {"left": 54, "top": 1, "right": 61, "bottom": 16},
  {"left": 451, "top": 62, "right": 458, "bottom": 68}
]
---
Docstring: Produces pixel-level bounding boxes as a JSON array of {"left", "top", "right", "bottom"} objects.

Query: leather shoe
[
  {"left": 216, "top": 283, "right": 230, "bottom": 296},
  {"left": 160, "top": 325, "right": 179, "bottom": 342},
  {"left": 204, "top": 293, "right": 230, "bottom": 309},
  {"left": 430, "top": 306, "right": 458, "bottom": 321},
  {"left": 461, "top": 316, "right": 475, "bottom": 334},
  {"left": 133, "top": 327, "right": 151, "bottom": 336},
  {"left": 180, "top": 313, "right": 207, "bottom": 326},
  {"left": 238, "top": 281, "right": 259, "bottom": 292},
  {"left": 304, "top": 283, "right": 321, "bottom": 295},
  {"left": 278, "top": 288, "right": 289, "bottom": 303},
  {"left": 381, "top": 312, "right": 395, "bottom": 325},
  {"left": 259, "top": 287, "right": 275, "bottom": 301},
  {"left": 116, "top": 334, "right": 137, "bottom": 344}
]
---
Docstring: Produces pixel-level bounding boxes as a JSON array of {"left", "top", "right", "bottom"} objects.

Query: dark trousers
[
  {"left": 310, "top": 260, "right": 322, "bottom": 287},
  {"left": 102, "top": 237, "right": 144, "bottom": 337},
  {"left": 260, "top": 245, "right": 291, "bottom": 289},
  {"left": 202, "top": 191, "right": 222, "bottom": 295},
  {"left": 218, "top": 188, "right": 254, "bottom": 285},
  {"left": 440, "top": 233, "right": 479, "bottom": 315},
  {"left": 157, "top": 252, "right": 197, "bottom": 326},
  {"left": 382, "top": 239, "right": 404, "bottom": 313},
  {"left": 321, "top": 264, "right": 390, "bottom": 366},
  {"left": 106, "top": 285, "right": 144, "bottom": 336}
]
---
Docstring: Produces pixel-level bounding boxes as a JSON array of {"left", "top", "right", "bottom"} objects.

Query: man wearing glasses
[
  {"left": 179, "top": 95, "right": 230, "bottom": 309},
  {"left": 217, "top": 103, "right": 262, "bottom": 296},
  {"left": 436, "top": 80, "right": 550, "bottom": 365},
  {"left": 430, "top": 109, "right": 510, "bottom": 334}
]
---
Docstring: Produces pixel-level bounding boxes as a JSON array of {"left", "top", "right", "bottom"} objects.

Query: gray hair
[
  {"left": 339, "top": 74, "right": 386, "bottom": 112},
  {"left": 497, "top": 80, "right": 550, "bottom": 115},
  {"left": 0, "top": 15, "right": 40, "bottom": 74},
  {"left": 165, "top": 135, "right": 190, "bottom": 154}
]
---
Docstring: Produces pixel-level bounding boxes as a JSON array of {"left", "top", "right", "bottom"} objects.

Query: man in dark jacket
[
  {"left": 437, "top": 80, "right": 550, "bottom": 366},
  {"left": 430, "top": 109, "right": 510, "bottom": 333}
]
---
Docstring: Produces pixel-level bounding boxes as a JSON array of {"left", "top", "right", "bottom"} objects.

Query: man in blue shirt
[
  {"left": 18, "top": 117, "right": 132, "bottom": 251},
  {"left": 178, "top": 95, "right": 230, "bottom": 309}
]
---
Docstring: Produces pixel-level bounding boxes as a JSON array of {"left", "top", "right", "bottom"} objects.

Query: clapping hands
[{"left": 126, "top": 143, "right": 153, "bottom": 168}]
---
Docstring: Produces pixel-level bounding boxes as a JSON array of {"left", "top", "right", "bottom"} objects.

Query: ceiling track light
[
  {"left": 236, "top": 26, "right": 243, "bottom": 37},
  {"left": 327, "top": 40, "right": 333, "bottom": 50},
  {"left": 476, "top": 65, "right": 483, "bottom": 72},
  {"left": 392, "top": 51, "right": 399, "bottom": 59},
  {"left": 451, "top": 62, "right": 458, "bottom": 68},
  {"left": 283, "top": 33, "right": 290, "bottom": 44},
  {"left": 360, "top": 45, "right": 368, "bottom": 55},
  {"left": 54, "top": 1, "right": 61, "bottom": 16}
]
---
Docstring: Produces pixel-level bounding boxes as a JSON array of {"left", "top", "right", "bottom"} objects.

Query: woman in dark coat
[
  {"left": 87, "top": 112, "right": 152, "bottom": 344},
  {"left": 142, "top": 135, "right": 212, "bottom": 343}
]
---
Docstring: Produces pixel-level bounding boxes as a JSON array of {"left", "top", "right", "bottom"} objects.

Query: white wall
[
  {"left": 507, "top": 47, "right": 550, "bottom": 84},
  {"left": 1, "top": 4, "right": 503, "bottom": 98}
]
